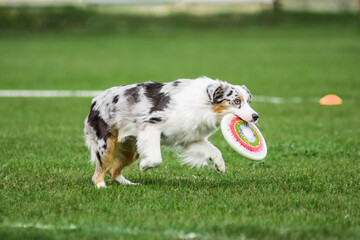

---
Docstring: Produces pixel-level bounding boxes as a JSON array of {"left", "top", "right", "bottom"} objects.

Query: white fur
[
  {"left": 115, "top": 175, "right": 138, "bottom": 185},
  {"left": 96, "top": 182, "right": 106, "bottom": 188},
  {"left": 138, "top": 125, "right": 163, "bottom": 171}
]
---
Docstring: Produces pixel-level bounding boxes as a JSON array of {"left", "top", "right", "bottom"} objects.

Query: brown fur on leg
[
  {"left": 92, "top": 160, "right": 102, "bottom": 184},
  {"left": 108, "top": 136, "right": 139, "bottom": 181},
  {"left": 93, "top": 137, "right": 117, "bottom": 185}
]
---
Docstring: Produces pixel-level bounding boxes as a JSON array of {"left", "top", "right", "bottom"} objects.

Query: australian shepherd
[{"left": 84, "top": 77, "right": 259, "bottom": 188}]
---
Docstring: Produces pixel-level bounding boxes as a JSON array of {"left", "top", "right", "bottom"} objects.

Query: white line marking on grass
[
  {"left": 0, "top": 90, "right": 318, "bottom": 104},
  {"left": 178, "top": 232, "right": 198, "bottom": 239},
  {"left": 0, "top": 90, "right": 102, "bottom": 98},
  {"left": 254, "top": 95, "right": 304, "bottom": 104},
  {"left": 4, "top": 222, "right": 77, "bottom": 230},
  {"left": 2, "top": 222, "right": 208, "bottom": 239}
]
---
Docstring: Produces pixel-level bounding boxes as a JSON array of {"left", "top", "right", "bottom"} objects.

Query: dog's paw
[
  {"left": 208, "top": 157, "right": 225, "bottom": 174},
  {"left": 139, "top": 159, "right": 162, "bottom": 172},
  {"left": 115, "top": 175, "right": 139, "bottom": 185},
  {"left": 96, "top": 181, "right": 106, "bottom": 188},
  {"left": 214, "top": 162, "right": 225, "bottom": 173}
]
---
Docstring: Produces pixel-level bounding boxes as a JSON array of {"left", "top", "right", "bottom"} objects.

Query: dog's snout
[{"left": 252, "top": 113, "right": 259, "bottom": 122}]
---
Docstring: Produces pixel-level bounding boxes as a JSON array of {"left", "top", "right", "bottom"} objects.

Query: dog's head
[{"left": 207, "top": 82, "right": 259, "bottom": 123}]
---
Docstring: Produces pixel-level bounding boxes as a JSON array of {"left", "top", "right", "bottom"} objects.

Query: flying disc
[{"left": 221, "top": 113, "right": 267, "bottom": 161}]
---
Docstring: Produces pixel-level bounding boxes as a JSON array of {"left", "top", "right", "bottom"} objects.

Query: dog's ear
[
  {"left": 207, "top": 83, "right": 225, "bottom": 104},
  {"left": 241, "top": 85, "right": 252, "bottom": 102}
]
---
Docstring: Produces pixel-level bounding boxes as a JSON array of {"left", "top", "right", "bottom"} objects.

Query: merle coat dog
[{"left": 84, "top": 77, "right": 258, "bottom": 188}]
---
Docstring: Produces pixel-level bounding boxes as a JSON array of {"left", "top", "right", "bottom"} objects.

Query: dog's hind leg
[
  {"left": 108, "top": 136, "right": 139, "bottom": 185},
  {"left": 136, "top": 125, "right": 162, "bottom": 172},
  {"left": 92, "top": 137, "right": 117, "bottom": 188},
  {"left": 92, "top": 158, "right": 103, "bottom": 186}
]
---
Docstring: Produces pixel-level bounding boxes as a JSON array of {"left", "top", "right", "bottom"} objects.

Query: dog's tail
[{"left": 84, "top": 117, "right": 98, "bottom": 164}]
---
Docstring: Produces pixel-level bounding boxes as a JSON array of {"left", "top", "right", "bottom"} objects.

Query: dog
[{"left": 84, "top": 76, "right": 259, "bottom": 188}]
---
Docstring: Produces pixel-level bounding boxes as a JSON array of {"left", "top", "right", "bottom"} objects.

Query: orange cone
[{"left": 319, "top": 94, "right": 342, "bottom": 105}]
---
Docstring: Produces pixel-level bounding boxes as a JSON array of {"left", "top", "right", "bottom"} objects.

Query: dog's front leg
[
  {"left": 137, "top": 125, "right": 162, "bottom": 172},
  {"left": 181, "top": 139, "right": 225, "bottom": 173}
]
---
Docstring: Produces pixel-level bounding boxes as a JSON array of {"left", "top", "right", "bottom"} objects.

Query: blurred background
[
  {"left": 0, "top": 0, "right": 358, "bottom": 13},
  {"left": 0, "top": 2, "right": 359, "bottom": 239},
  {"left": 0, "top": 0, "right": 359, "bottom": 97}
]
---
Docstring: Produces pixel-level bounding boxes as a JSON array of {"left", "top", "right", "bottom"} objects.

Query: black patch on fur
[
  {"left": 148, "top": 117, "right": 162, "bottom": 123},
  {"left": 227, "top": 90, "right": 233, "bottom": 97},
  {"left": 242, "top": 85, "right": 252, "bottom": 101},
  {"left": 248, "top": 92, "right": 252, "bottom": 102},
  {"left": 112, "top": 95, "right": 119, "bottom": 104},
  {"left": 213, "top": 86, "right": 224, "bottom": 103},
  {"left": 91, "top": 101, "right": 96, "bottom": 110},
  {"left": 87, "top": 108, "right": 111, "bottom": 141},
  {"left": 96, "top": 151, "right": 102, "bottom": 166},
  {"left": 173, "top": 80, "right": 181, "bottom": 87},
  {"left": 143, "top": 82, "right": 170, "bottom": 114},
  {"left": 124, "top": 86, "right": 140, "bottom": 104},
  {"left": 102, "top": 143, "right": 107, "bottom": 149}
]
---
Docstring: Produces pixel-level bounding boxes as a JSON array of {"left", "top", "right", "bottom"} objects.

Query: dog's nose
[{"left": 252, "top": 113, "right": 259, "bottom": 122}]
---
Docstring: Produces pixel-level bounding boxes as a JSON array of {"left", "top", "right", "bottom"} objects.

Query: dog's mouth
[{"left": 235, "top": 115, "right": 258, "bottom": 124}]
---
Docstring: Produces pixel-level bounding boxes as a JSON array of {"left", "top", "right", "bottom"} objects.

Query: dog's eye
[{"left": 234, "top": 99, "right": 241, "bottom": 105}]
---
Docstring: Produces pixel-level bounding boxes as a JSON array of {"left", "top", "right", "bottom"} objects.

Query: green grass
[{"left": 0, "top": 12, "right": 359, "bottom": 239}]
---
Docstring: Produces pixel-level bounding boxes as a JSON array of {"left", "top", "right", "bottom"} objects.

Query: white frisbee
[{"left": 221, "top": 113, "right": 267, "bottom": 161}]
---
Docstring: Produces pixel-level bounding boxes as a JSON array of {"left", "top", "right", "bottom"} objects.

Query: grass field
[{"left": 0, "top": 10, "right": 359, "bottom": 240}]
